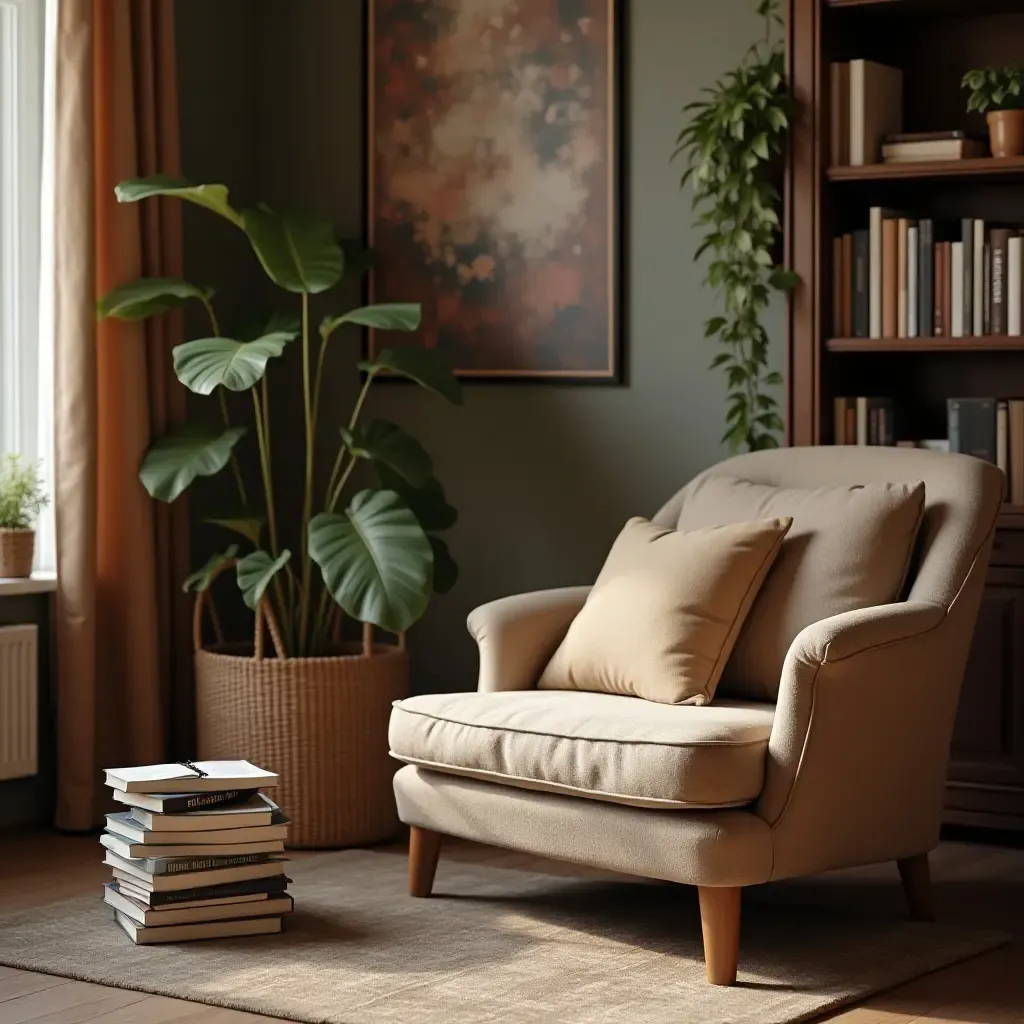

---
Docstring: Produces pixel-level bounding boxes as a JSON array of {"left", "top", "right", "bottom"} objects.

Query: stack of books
[
  {"left": 101, "top": 760, "right": 292, "bottom": 944},
  {"left": 829, "top": 59, "right": 903, "bottom": 167},
  {"left": 833, "top": 396, "right": 896, "bottom": 446},
  {"left": 833, "top": 213, "right": 1024, "bottom": 340},
  {"left": 880, "top": 131, "right": 987, "bottom": 164}
]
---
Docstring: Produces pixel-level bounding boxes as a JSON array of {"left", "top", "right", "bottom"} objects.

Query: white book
[
  {"left": 114, "top": 909, "right": 283, "bottom": 945},
  {"left": 951, "top": 242, "right": 964, "bottom": 338},
  {"left": 101, "top": 830, "right": 284, "bottom": 862},
  {"left": 907, "top": 225, "right": 918, "bottom": 337},
  {"left": 126, "top": 793, "right": 279, "bottom": 832},
  {"left": 106, "top": 811, "right": 287, "bottom": 847},
  {"left": 104, "top": 761, "right": 278, "bottom": 795},
  {"left": 974, "top": 219, "right": 985, "bottom": 336},
  {"left": 869, "top": 207, "right": 883, "bottom": 338},
  {"left": 106, "top": 853, "right": 287, "bottom": 892},
  {"left": 104, "top": 883, "right": 292, "bottom": 928},
  {"left": 849, "top": 60, "right": 903, "bottom": 166},
  {"left": 1009, "top": 236, "right": 1022, "bottom": 336},
  {"left": 897, "top": 218, "right": 908, "bottom": 338}
]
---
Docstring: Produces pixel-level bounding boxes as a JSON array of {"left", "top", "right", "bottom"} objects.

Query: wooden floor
[{"left": 0, "top": 829, "right": 1022, "bottom": 1023}]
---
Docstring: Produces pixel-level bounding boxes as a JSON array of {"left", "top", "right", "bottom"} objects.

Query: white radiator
[{"left": 0, "top": 624, "right": 38, "bottom": 780}]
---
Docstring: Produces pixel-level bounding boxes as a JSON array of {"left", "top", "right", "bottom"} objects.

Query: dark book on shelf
[
  {"left": 852, "top": 230, "right": 869, "bottom": 337},
  {"left": 991, "top": 227, "right": 1012, "bottom": 335},
  {"left": 917, "top": 219, "right": 934, "bottom": 337},
  {"left": 948, "top": 398, "right": 997, "bottom": 463}
]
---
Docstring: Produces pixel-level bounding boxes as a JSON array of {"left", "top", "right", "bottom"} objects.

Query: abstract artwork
[{"left": 367, "top": 0, "right": 621, "bottom": 380}]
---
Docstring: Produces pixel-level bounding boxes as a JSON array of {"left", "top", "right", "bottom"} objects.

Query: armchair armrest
[{"left": 467, "top": 587, "right": 590, "bottom": 692}]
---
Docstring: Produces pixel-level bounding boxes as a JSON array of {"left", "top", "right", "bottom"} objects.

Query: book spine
[
  {"left": 158, "top": 789, "right": 256, "bottom": 814},
  {"left": 907, "top": 224, "right": 918, "bottom": 337},
  {"left": 841, "top": 232, "right": 853, "bottom": 336},
  {"left": 856, "top": 396, "right": 868, "bottom": 445},
  {"left": 834, "top": 397, "right": 847, "bottom": 444},
  {"left": 948, "top": 399, "right": 961, "bottom": 454},
  {"left": 849, "top": 60, "right": 865, "bottom": 166},
  {"left": 869, "top": 207, "right": 882, "bottom": 337},
  {"left": 951, "top": 242, "right": 964, "bottom": 338},
  {"left": 991, "top": 228, "right": 1011, "bottom": 335},
  {"left": 882, "top": 216, "right": 898, "bottom": 337},
  {"left": 897, "top": 218, "right": 909, "bottom": 338},
  {"left": 1011, "top": 400, "right": 1024, "bottom": 506},
  {"left": 830, "top": 63, "right": 843, "bottom": 167},
  {"left": 1009, "top": 235, "right": 1022, "bottom": 337},
  {"left": 998, "top": 401, "right": 1009, "bottom": 490},
  {"left": 145, "top": 878, "right": 289, "bottom": 908},
  {"left": 984, "top": 242, "right": 992, "bottom": 334},
  {"left": 833, "top": 235, "right": 843, "bottom": 337},
  {"left": 918, "top": 219, "right": 933, "bottom": 337},
  {"left": 942, "top": 242, "right": 952, "bottom": 338},
  {"left": 148, "top": 852, "right": 271, "bottom": 876},
  {"left": 934, "top": 241, "right": 945, "bottom": 337},
  {"left": 950, "top": 398, "right": 997, "bottom": 462},
  {"left": 853, "top": 230, "right": 869, "bottom": 337},
  {"left": 973, "top": 219, "right": 985, "bottom": 337},
  {"left": 962, "top": 218, "right": 974, "bottom": 336}
]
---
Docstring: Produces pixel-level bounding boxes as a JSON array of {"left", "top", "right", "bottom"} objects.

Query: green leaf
[
  {"left": 308, "top": 490, "right": 433, "bottom": 633},
  {"left": 769, "top": 267, "right": 801, "bottom": 291},
  {"left": 321, "top": 303, "right": 421, "bottom": 338},
  {"left": 764, "top": 370, "right": 783, "bottom": 385},
  {"left": 203, "top": 511, "right": 264, "bottom": 546},
  {"left": 429, "top": 536, "right": 458, "bottom": 595},
  {"left": 182, "top": 546, "right": 238, "bottom": 594},
  {"left": 236, "top": 549, "right": 291, "bottom": 611},
  {"left": 342, "top": 419, "right": 433, "bottom": 488},
  {"left": 114, "top": 176, "right": 242, "bottom": 227},
  {"left": 173, "top": 330, "right": 297, "bottom": 394},
  {"left": 376, "top": 464, "right": 457, "bottom": 532},
  {"left": 98, "top": 277, "right": 206, "bottom": 320},
  {"left": 242, "top": 207, "right": 343, "bottom": 294},
  {"left": 358, "top": 347, "right": 462, "bottom": 404},
  {"left": 704, "top": 317, "right": 727, "bottom": 337},
  {"left": 139, "top": 426, "right": 246, "bottom": 503}
]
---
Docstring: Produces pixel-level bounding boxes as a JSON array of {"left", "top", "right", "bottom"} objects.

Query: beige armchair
[{"left": 389, "top": 447, "right": 1003, "bottom": 985}]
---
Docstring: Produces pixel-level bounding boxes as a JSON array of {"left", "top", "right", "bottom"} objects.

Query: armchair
[{"left": 389, "top": 447, "right": 1003, "bottom": 985}]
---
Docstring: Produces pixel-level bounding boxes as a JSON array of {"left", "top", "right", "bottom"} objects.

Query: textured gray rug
[{"left": 0, "top": 849, "right": 1008, "bottom": 1024}]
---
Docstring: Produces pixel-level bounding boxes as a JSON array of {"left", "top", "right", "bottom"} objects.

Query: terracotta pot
[
  {"left": 0, "top": 529, "right": 35, "bottom": 578},
  {"left": 987, "top": 109, "right": 1024, "bottom": 158}
]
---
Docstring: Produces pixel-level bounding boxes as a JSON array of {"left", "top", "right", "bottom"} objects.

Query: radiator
[{"left": 0, "top": 624, "right": 38, "bottom": 780}]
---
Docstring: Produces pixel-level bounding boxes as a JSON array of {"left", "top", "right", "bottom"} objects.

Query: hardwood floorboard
[{"left": 0, "top": 828, "right": 1021, "bottom": 1023}]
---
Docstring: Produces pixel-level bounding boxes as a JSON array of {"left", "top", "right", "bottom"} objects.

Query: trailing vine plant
[{"left": 673, "top": 0, "right": 798, "bottom": 451}]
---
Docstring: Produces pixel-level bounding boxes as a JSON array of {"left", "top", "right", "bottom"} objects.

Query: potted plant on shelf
[
  {"left": 963, "top": 65, "right": 1024, "bottom": 158},
  {"left": 0, "top": 455, "right": 49, "bottom": 578},
  {"left": 98, "top": 176, "right": 461, "bottom": 848}
]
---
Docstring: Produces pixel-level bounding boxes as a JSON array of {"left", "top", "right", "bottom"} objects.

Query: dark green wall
[{"left": 176, "top": 0, "right": 784, "bottom": 693}]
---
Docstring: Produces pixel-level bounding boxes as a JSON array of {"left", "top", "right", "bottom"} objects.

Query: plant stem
[
  {"left": 298, "top": 292, "right": 315, "bottom": 655},
  {"left": 328, "top": 456, "right": 357, "bottom": 513}
]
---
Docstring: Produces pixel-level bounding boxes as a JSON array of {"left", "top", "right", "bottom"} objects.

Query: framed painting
[{"left": 367, "top": 0, "right": 622, "bottom": 382}]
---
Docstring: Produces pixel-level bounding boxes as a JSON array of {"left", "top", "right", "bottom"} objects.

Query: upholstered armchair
[{"left": 389, "top": 447, "right": 1003, "bottom": 985}]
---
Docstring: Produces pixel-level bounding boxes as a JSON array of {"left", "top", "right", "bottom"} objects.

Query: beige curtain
[{"left": 54, "top": 0, "right": 189, "bottom": 830}]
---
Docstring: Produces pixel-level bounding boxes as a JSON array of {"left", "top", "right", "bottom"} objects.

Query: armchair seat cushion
[{"left": 389, "top": 690, "right": 774, "bottom": 810}]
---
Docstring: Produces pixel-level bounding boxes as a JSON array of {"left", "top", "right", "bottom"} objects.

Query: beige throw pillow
[{"left": 538, "top": 516, "right": 793, "bottom": 706}]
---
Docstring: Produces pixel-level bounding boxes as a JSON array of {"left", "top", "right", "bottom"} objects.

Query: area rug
[{"left": 0, "top": 850, "right": 1007, "bottom": 1024}]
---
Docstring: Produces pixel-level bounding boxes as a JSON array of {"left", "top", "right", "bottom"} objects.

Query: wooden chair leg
[
  {"left": 408, "top": 826, "right": 442, "bottom": 898},
  {"left": 698, "top": 886, "right": 742, "bottom": 986},
  {"left": 897, "top": 853, "right": 934, "bottom": 921}
]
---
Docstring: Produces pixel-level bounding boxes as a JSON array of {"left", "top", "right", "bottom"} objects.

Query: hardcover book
[{"left": 948, "top": 398, "right": 997, "bottom": 463}]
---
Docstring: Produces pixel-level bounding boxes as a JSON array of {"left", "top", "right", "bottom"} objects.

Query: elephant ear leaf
[
  {"left": 321, "top": 303, "right": 421, "bottom": 337},
  {"left": 114, "top": 176, "right": 242, "bottom": 227},
  {"left": 242, "top": 207, "right": 343, "bottom": 294},
  {"left": 182, "top": 545, "right": 239, "bottom": 594},
  {"left": 341, "top": 419, "right": 433, "bottom": 488},
  {"left": 428, "top": 536, "right": 458, "bottom": 595},
  {"left": 357, "top": 347, "right": 462, "bottom": 404},
  {"left": 139, "top": 426, "right": 246, "bottom": 502},
  {"left": 236, "top": 549, "right": 291, "bottom": 611},
  {"left": 173, "top": 330, "right": 297, "bottom": 394},
  {"left": 376, "top": 464, "right": 457, "bottom": 532},
  {"left": 98, "top": 277, "right": 207, "bottom": 320},
  {"left": 203, "top": 511, "right": 264, "bottom": 547},
  {"left": 308, "top": 489, "right": 433, "bottom": 634}
]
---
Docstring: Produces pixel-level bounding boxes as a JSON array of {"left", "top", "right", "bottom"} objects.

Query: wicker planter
[
  {"left": 0, "top": 529, "right": 35, "bottom": 578},
  {"left": 193, "top": 579, "right": 408, "bottom": 848}
]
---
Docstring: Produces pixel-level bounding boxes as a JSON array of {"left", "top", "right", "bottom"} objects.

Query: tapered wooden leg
[
  {"left": 698, "top": 886, "right": 742, "bottom": 986},
  {"left": 408, "top": 826, "right": 442, "bottom": 898},
  {"left": 897, "top": 853, "right": 934, "bottom": 921}
]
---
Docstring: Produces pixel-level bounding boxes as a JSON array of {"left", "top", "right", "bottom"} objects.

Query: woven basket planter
[
  {"left": 0, "top": 529, "right": 35, "bottom": 578},
  {"left": 192, "top": 567, "right": 409, "bottom": 848}
]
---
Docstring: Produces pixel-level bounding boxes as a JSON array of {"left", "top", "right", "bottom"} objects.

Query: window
[{"left": 0, "top": 0, "right": 54, "bottom": 571}]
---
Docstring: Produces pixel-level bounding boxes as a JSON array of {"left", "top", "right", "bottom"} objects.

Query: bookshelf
[{"left": 786, "top": 0, "right": 1024, "bottom": 829}]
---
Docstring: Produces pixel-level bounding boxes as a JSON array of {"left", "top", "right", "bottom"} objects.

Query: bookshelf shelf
[
  {"left": 826, "top": 336, "right": 1024, "bottom": 352},
  {"left": 827, "top": 0, "right": 1024, "bottom": 13},
  {"left": 827, "top": 157, "right": 1024, "bottom": 183}
]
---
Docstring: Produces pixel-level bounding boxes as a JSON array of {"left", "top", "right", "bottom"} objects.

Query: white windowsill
[{"left": 0, "top": 571, "right": 56, "bottom": 596}]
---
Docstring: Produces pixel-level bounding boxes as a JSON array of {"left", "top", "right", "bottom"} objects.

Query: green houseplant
[
  {"left": 0, "top": 454, "right": 49, "bottom": 578},
  {"left": 99, "top": 176, "right": 461, "bottom": 846},
  {"left": 673, "top": 0, "right": 797, "bottom": 452},
  {"left": 962, "top": 65, "right": 1024, "bottom": 157}
]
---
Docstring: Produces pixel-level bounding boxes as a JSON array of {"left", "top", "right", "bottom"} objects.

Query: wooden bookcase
[{"left": 786, "top": 0, "right": 1024, "bottom": 829}]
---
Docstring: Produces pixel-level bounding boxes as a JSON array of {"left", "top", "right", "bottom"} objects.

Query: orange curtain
[{"left": 54, "top": 0, "right": 189, "bottom": 830}]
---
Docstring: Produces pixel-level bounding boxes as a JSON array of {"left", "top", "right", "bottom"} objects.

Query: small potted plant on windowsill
[
  {"left": 963, "top": 65, "right": 1024, "bottom": 158},
  {"left": 0, "top": 455, "right": 49, "bottom": 578}
]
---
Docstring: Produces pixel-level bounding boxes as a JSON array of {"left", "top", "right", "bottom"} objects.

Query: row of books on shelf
[
  {"left": 835, "top": 396, "right": 1024, "bottom": 503},
  {"left": 832, "top": 213, "right": 1024, "bottom": 340},
  {"left": 101, "top": 760, "right": 291, "bottom": 944}
]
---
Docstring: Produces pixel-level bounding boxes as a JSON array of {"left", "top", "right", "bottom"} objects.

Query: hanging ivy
[{"left": 673, "top": 0, "right": 797, "bottom": 451}]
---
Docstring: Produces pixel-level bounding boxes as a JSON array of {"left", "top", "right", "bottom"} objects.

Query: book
[
  {"left": 111, "top": 788, "right": 260, "bottom": 815},
  {"left": 1010, "top": 236, "right": 1022, "bottom": 337},
  {"left": 984, "top": 241, "right": 992, "bottom": 334},
  {"left": 100, "top": 830, "right": 284, "bottom": 862},
  {"left": 869, "top": 207, "right": 899, "bottom": 337},
  {"left": 897, "top": 217, "right": 910, "bottom": 338},
  {"left": 991, "top": 227, "right": 1012, "bottom": 335},
  {"left": 857, "top": 396, "right": 869, "bottom": 445},
  {"left": 114, "top": 909, "right": 283, "bottom": 945},
  {"left": 106, "top": 853, "right": 287, "bottom": 891},
  {"left": 998, "top": 401, "right": 1009, "bottom": 487},
  {"left": 104, "top": 761, "right": 278, "bottom": 795},
  {"left": 113, "top": 874, "right": 291, "bottom": 908},
  {"left": 918, "top": 219, "right": 933, "bottom": 336},
  {"left": 951, "top": 242, "right": 964, "bottom": 338},
  {"left": 853, "top": 229, "right": 869, "bottom": 337},
  {"left": 962, "top": 219, "right": 974, "bottom": 338},
  {"left": 849, "top": 60, "right": 903, "bottom": 166},
  {"left": 974, "top": 219, "right": 985, "bottom": 337},
  {"left": 941, "top": 241, "right": 952, "bottom": 337},
  {"left": 128, "top": 793, "right": 279, "bottom": 832},
  {"left": 935, "top": 240, "right": 946, "bottom": 337},
  {"left": 948, "top": 397, "right": 997, "bottom": 462},
  {"left": 881, "top": 138, "right": 987, "bottom": 162},
  {"left": 833, "top": 235, "right": 843, "bottom": 337},
  {"left": 105, "top": 811, "right": 288, "bottom": 847},
  {"left": 841, "top": 232, "right": 853, "bottom": 336},
  {"left": 834, "top": 396, "right": 855, "bottom": 444},
  {"left": 1010, "top": 400, "right": 1024, "bottom": 506},
  {"left": 882, "top": 215, "right": 899, "bottom": 337},
  {"left": 908, "top": 224, "right": 918, "bottom": 337},
  {"left": 884, "top": 130, "right": 982, "bottom": 144},
  {"left": 830, "top": 62, "right": 850, "bottom": 166},
  {"left": 103, "top": 882, "right": 293, "bottom": 928}
]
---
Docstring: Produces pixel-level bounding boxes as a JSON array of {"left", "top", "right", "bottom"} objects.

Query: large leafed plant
[{"left": 99, "top": 177, "right": 461, "bottom": 658}]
